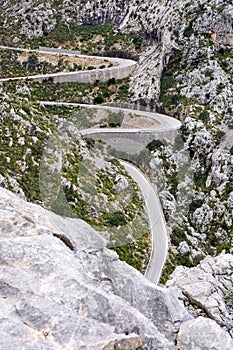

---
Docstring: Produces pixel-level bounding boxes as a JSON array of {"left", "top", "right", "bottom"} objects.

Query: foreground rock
[
  {"left": 0, "top": 186, "right": 181, "bottom": 349},
  {"left": 0, "top": 186, "right": 232, "bottom": 349},
  {"left": 166, "top": 254, "right": 233, "bottom": 338},
  {"left": 177, "top": 317, "right": 233, "bottom": 350}
]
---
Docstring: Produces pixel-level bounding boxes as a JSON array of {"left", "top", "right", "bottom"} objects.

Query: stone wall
[
  {"left": 34, "top": 63, "right": 136, "bottom": 84},
  {"left": 81, "top": 129, "right": 179, "bottom": 145}
]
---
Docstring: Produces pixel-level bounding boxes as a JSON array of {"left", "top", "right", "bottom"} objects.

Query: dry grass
[{"left": 17, "top": 51, "right": 116, "bottom": 71}]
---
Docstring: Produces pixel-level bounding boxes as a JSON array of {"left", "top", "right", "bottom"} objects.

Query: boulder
[{"left": 177, "top": 317, "right": 233, "bottom": 350}]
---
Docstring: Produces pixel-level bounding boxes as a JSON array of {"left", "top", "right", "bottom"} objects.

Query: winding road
[
  {"left": 0, "top": 45, "right": 137, "bottom": 83},
  {"left": 1, "top": 46, "right": 182, "bottom": 284},
  {"left": 39, "top": 101, "right": 181, "bottom": 134},
  {"left": 120, "top": 160, "right": 168, "bottom": 284}
]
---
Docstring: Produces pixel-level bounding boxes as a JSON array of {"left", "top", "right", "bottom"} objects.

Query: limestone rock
[
  {"left": 166, "top": 253, "right": 233, "bottom": 336},
  {"left": 0, "top": 186, "right": 188, "bottom": 349},
  {"left": 177, "top": 317, "right": 233, "bottom": 350},
  {"left": 159, "top": 190, "right": 177, "bottom": 213},
  {"left": 1, "top": 187, "right": 232, "bottom": 349}
]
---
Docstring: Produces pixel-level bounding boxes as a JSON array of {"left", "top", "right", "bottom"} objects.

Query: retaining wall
[
  {"left": 33, "top": 64, "right": 136, "bottom": 84},
  {"left": 81, "top": 129, "right": 179, "bottom": 145}
]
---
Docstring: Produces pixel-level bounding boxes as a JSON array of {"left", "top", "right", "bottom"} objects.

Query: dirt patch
[
  {"left": 17, "top": 51, "right": 116, "bottom": 71},
  {"left": 122, "top": 114, "right": 159, "bottom": 128}
]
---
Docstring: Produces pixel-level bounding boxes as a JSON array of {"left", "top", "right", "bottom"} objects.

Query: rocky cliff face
[{"left": 1, "top": 186, "right": 233, "bottom": 349}]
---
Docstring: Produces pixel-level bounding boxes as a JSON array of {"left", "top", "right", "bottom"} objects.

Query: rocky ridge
[{"left": 1, "top": 185, "right": 233, "bottom": 349}]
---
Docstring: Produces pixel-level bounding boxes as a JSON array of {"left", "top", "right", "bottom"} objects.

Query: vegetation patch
[{"left": 3, "top": 78, "right": 130, "bottom": 104}]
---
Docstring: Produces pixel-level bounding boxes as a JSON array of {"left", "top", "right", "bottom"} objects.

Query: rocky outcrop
[
  {"left": 0, "top": 186, "right": 183, "bottom": 349},
  {"left": 166, "top": 254, "right": 233, "bottom": 337},
  {"left": 177, "top": 317, "right": 233, "bottom": 350},
  {"left": 1, "top": 186, "right": 233, "bottom": 349}
]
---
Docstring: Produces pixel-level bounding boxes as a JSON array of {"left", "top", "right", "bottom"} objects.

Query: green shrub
[
  {"left": 224, "top": 289, "right": 233, "bottom": 306},
  {"left": 171, "top": 226, "right": 187, "bottom": 245},
  {"left": 103, "top": 211, "right": 127, "bottom": 227},
  {"left": 146, "top": 139, "right": 164, "bottom": 151},
  {"left": 184, "top": 22, "right": 194, "bottom": 38},
  {"left": 189, "top": 199, "right": 204, "bottom": 214},
  {"left": 93, "top": 95, "right": 104, "bottom": 104},
  {"left": 107, "top": 112, "right": 124, "bottom": 127}
]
